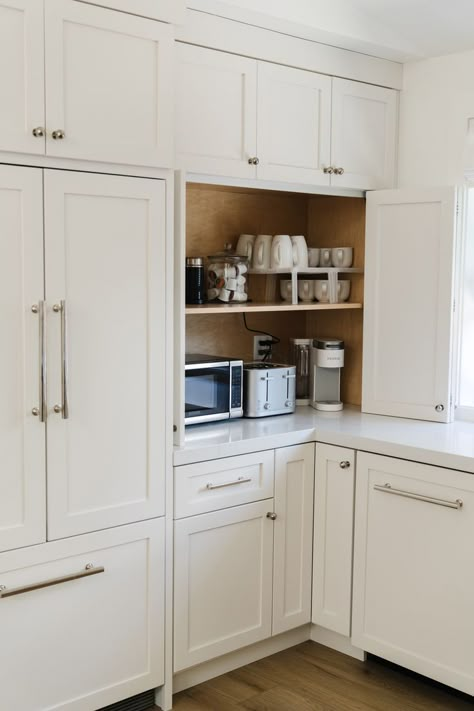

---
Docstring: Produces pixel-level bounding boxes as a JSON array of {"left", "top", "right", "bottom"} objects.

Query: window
[{"left": 457, "top": 184, "right": 474, "bottom": 419}]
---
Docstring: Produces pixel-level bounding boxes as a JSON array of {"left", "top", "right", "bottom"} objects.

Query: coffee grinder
[{"left": 309, "top": 339, "right": 345, "bottom": 411}]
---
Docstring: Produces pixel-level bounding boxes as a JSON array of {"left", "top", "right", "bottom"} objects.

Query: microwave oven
[{"left": 185, "top": 354, "right": 243, "bottom": 425}]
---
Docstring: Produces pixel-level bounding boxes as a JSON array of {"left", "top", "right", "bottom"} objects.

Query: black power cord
[{"left": 242, "top": 313, "right": 280, "bottom": 362}]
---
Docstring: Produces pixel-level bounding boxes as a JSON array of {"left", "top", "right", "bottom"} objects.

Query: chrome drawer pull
[
  {"left": 0, "top": 564, "right": 105, "bottom": 599},
  {"left": 206, "top": 476, "right": 252, "bottom": 491},
  {"left": 374, "top": 483, "right": 463, "bottom": 510}
]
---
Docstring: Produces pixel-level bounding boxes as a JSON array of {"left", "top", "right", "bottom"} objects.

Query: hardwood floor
[{"left": 169, "top": 642, "right": 474, "bottom": 710}]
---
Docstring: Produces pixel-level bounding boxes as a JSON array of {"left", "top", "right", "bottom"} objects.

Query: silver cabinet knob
[
  {"left": 52, "top": 129, "right": 65, "bottom": 140},
  {"left": 248, "top": 157, "right": 259, "bottom": 165},
  {"left": 32, "top": 127, "right": 45, "bottom": 138},
  {"left": 323, "top": 166, "right": 334, "bottom": 174},
  {"left": 334, "top": 167, "right": 345, "bottom": 175},
  {"left": 340, "top": 460, "right": 351, "bottom": 469},
  {"left": 31, "top": 304, "right": 39, "bottom": 314},
  {"left": 53, "top": 304, "right": 61, "bottom": 312},
  {"left": 53, "top": 404, "right": 62, "bottom": 414},
  {"left": 266, "top": 512, "right": 277, "bottom": 520},
  {"left": 32, "top": 408, "right": 40, "bottom": 417},
  {"left": 435, "top": 404, "right": 445, "bottom": 412}
]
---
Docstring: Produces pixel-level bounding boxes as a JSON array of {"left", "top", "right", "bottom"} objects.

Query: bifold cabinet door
[
  {"left": 0, "top": 519, "right": 165, "bottom": 711},
  {"left": 174, "top": 501, "right": 273, "bottom": 671},
  {"left": 331, "top": 78, "right": 397, "bottom": 190},
  {"left": 273, "top": 443, "right": 315, "bottom": 635},
  {"left": 257, "top": 62, "right": 331, "bottom": 185},
  {"left": 362, "top": 187, "right": 457, "bottom": 422},
  {"left": 45, "top": 170, "right": 166, "bottom": 539},
  {"left": 0, "top": 0, "right": 45, "bottom": 155},
  {"left": 312, "top": 443, "right": 355, "bottom": 636},
  {"left": 0, "top": 165, "right": 46, "bottom": 552},
  {"left": 353, "top": 453, "right": 474, "bottom": 695},
  {"left": 175, "top": 43, "right": 258, "bottom": 179},
  {"left": 45, "top": 0, "right": 173, "bottom": 166}
]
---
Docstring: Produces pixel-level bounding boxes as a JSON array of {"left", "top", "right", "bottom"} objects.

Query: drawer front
[
  {"left": 0, "top": 519, "right": 164, "bottom": 711},
  {"left": 174, "top": 450, "right": 275, "bottom": 518}
]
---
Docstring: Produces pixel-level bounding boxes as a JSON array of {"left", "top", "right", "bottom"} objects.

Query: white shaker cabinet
[
  {"left": 362, "top": 187, "right": 457, "bottom": 423},
  {"left": 312, "top": 444, "right": 354, "bottom": 637},
  {"left": 0, "top": 519, "right": 165, "bottom": 711},
  {"left": 44, "top": 170, "right": 166, "bottom": 539},
  {"left": 0, "top": 0, "right": 45, "bottom": 155},
  {"left": 76, "top": 0, "right": 185, "bottom": 23},
  {"left": 174, "top": 500, "right": 274, "bottom": 671},
  {"left": 331, "top": 78, "right": 397, "bottom": 190},
  {"left": 353, "top": 453, "right": 474, "bottom": 696},
  {"left": 273, "top": 443, "right": 315, "bottom": 634},
  {"left": 257, "top": 62, "right": 331, "bottom": 186},
  {"left": 0, "top": 166, "right": 46, "bottom": 552},
  {"left": 45, "top": 0, "right": 173, "bottom": 166},
  {"left": 175, "top": 43, "right": 257, "bottom": 179}
]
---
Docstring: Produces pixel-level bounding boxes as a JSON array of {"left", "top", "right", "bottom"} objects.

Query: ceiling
[{"left": 211, "top": 0, "right": 474, "bottom": 62}]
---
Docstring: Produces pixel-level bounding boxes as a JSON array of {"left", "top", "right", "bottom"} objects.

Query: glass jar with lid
[{"left": 207, "top": 243, "right": 249, "bottom": 303}]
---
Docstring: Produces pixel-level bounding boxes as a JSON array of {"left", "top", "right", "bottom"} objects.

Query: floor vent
[{"left": 100, "top": 689, "right": 156, "bottom": 711}]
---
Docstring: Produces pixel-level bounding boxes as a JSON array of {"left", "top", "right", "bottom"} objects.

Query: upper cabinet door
[
  {"left": 44, "top": 170, "right": 167, "bottom": 539},
  {"left": 44, "top": 0, "right": 173, "bottom": 167},
  {"left": 362, "top": 187, "right": 457, "bottom": 423},
  {"left": 0, "top": 0, "right": 45, "bottom": 155},
  {"left": 257, "top": 62, "right": 331, "bottom": 185},
  {"left": 175, "top": 43, "right": 258, "bottom": 179},
  {"left": 78, "top": 0, "right": 185, "bottom": 23},
  {"left": 0, "top": 165, "right": 46, "bottom": 552},
  {"left": 331, "top": 79, "right": 397, "bottom": 190}
]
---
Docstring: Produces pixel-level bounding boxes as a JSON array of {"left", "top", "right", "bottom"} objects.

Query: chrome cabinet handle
[
  {"left": 32, "top": 127, "right": 45, "bottom": 138},
  {"left": 435, "top": 404, "right": 445, "bottom": 412},
  {"left": 334, "top": 167, "right": 345, "bottom": 175},
  {"left": 53, "top": 301, "right": 69, "bottom": 419},
  {"left": 340, "top": 460, "right": 351, "bottom": 469},
  {"left": 266, "top": 512, "right": 277, "bottom": 520},
  {"left": 374, "top": 483, "right": 463, "bottom": 510},
  {"left": 51, "top": 129, "right": 65, "bottom": 140},
  {"left": 248, "top": 157, "right": 259, "bottom": 165},
  {"left": 323, "top": 166, "right": 334, "bottom": 174},
  {"left": 32, "top": 302, "right": 47, "bottom": 422},
  {"left": 0, "top": 564, "right": 104, "bottom": 599},
  {"left": 206, "top": 476, "right": 252, "bottom": 491}
]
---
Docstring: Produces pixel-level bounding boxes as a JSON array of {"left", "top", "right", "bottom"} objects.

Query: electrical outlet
[{"left": 253, "top": 335, "right": 273, "bottom": 360}]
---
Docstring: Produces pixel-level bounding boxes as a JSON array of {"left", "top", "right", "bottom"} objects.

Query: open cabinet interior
[{"left": 185, "top": 183, "right": 366, "bottom": 406}]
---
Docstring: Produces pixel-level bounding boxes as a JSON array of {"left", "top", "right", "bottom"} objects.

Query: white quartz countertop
[{"left": 173, "top": 406, "right": 474, "bottom": 472}]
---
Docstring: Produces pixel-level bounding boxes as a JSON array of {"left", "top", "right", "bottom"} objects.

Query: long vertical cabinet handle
[
  {"left": 37, "top": 301, "right": 47, "bottom": 422},
  {"left": 60, "top": 300, "right": 69, "bottom": 419}
]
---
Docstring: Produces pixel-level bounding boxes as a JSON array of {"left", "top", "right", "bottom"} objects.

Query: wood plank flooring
[{"left": 168, "top": 642, "right": 474, "bottom": 710}]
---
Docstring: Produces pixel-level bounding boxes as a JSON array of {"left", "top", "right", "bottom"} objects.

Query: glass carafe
[{"left": 290, "top": 338, "right": 312, "bottom": 404}]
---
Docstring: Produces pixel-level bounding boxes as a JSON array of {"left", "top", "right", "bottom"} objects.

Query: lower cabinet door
[
  {"left": 0, "top": 519, "right": 165, "bottom": 711},
  {"left": 312, "top": 443, "right": 355, "bottom": 636},
  {"left": 273, "top": 443, "right": 315, "bottom": 635},
  {"left": 353, "top": 453, "right": 474, "bottom": 695},
  {"left": 174, "top": 501, "right": 274, "bottom": 671}
]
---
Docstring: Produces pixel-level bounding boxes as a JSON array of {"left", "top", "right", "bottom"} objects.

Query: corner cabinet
[
  {"left": 175, "top": 43, "right": 398, "bottom": 190},
  {"left": 352, "top": 453, "right": 474, "bottom": 696}
]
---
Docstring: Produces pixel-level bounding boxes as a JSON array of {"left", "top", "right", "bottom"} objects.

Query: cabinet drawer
[
  {"left": 0, "top": 519, "right": 164, "bottom": 711},
  {"left": 174, "top": 450, "right": 274, "bottom": 518}
]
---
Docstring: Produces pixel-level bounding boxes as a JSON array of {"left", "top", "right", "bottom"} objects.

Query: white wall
[{"left": 399, "top": 49, "right": 474, "bottom": 188}]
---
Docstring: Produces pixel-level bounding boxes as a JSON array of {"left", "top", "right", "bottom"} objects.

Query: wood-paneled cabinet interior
[
  {"left": 0, "top": 0, "right": 173, "bottom": 166},
  {"left": 0, "top": 164, "right": 166, "bottom": 549},
  {"left": 352, "top": 453, "right": 474, "bottom": 696},
  {"left": 173, "top": 444, "right": 315, "bottom": 671},
  {"left": 0, "top": 519, "right": 165, "bottom": 711},
  {"left": 175, "top": 44, "right": 398, "bottom": 189},
  {"left": 312, "top": 443, "right": 355, "bottom": 636},
  {"left": 74, "top": 0, "right": 185, "bottom": 23},
  {"left": 362, "top": 187, "right": 458, "bottom": 423}
]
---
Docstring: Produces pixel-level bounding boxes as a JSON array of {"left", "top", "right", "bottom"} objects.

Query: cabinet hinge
[
  {"left": 453, "top": 298, "right": 456, "bottom": 312},
  {"left": 456, "top": 202, "right": 460, "bottom": 215}
]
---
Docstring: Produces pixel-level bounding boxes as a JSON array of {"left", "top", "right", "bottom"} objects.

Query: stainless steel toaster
[{"left": 243, "top": 362, "right": 296, "bottom": 418}]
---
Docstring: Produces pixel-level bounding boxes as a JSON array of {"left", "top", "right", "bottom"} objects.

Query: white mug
[
  {"left": 308, "top": 248, "right": 320, "bottom": 267},
  {"left": 298, "top": 279, "right": 314, "bottom": 303},
  {"left": 337, "top": 280, "right": 351, "bottom": 302},
  {"left": 280, "top": 279, "right": 293, "bottom": 302},
  {"left": 320, "top": 248, "right": 332, "bottom": 268},
  {"left": 291, "top": 235, "right": 308, "bottom": 268},
  {"left": 236, "top": 234, "right": 255, "bottom": 262},
  {"left": 271, "top": 234, "right": 293, "bottom": 270},
  {"left": 314, "top": 279, "right": 330, "bottom": 302},
  {"left": 332, "top": 247, "right": 353, "bottom": 268},
  {"left": 252, "top": 234, "right": 273, "bottom": 270}
]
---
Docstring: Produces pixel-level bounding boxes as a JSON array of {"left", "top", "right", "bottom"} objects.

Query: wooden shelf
[
  {"left": 248, "top": 267, "right": 364, "bottom": 275},
  {"left": 186, "top": 302, "right": 363, "bottom": 315}
]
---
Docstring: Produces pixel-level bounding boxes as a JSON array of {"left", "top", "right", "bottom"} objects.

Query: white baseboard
[
  {"left": 173, "top": 624, "right": 312, "bottom": 693},
  {"left": 310, "top": 625, "right": 366, "bottom": 661}
]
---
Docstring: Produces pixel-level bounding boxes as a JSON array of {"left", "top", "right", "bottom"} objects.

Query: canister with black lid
[{"left": 185, "top": 257, "right": 206, "bottom": 304}]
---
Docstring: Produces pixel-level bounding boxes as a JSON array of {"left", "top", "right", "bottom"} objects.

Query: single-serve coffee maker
[{"left": 309, "top": 339, "right": 344, "bottom": 411}]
